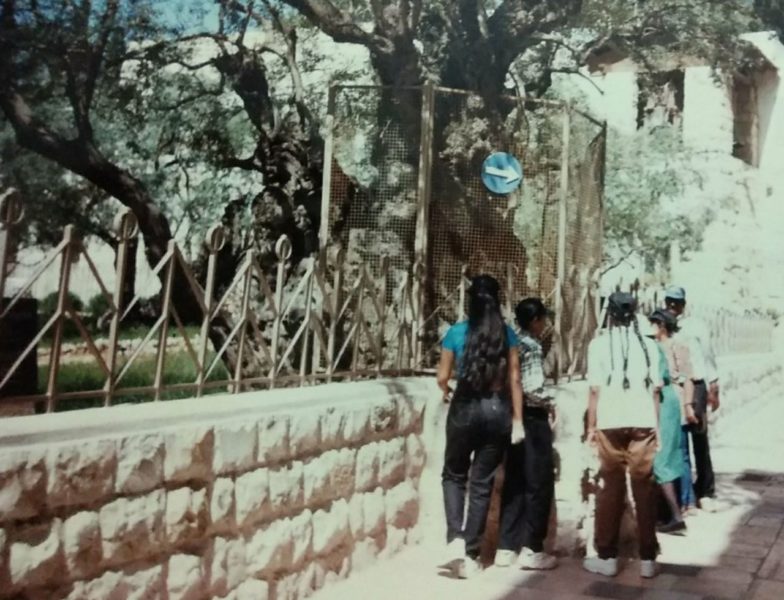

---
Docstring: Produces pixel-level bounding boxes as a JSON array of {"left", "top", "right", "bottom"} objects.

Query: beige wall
[
  {"left": 0, "top": 379, "right": 431, "bottom": 600},
  {"left": 1, "top": 351, "right": 782, "bottom": 599}
]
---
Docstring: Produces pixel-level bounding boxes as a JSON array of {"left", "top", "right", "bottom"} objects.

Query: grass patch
[
  {"left": 43, "top": 349, "right": 230, "bottom": 412},
  {"left": 39, "top": 324, "right": 202, "bottom": 348}
]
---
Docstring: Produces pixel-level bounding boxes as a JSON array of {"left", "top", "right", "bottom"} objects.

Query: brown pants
[{"left": 595, "top": 428, "right": 658, "bottom": 561}]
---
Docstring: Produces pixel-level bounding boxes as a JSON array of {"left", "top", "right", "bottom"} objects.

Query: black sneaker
[{"left": 657, "top": 519, "right": 687, "bottom": 534}]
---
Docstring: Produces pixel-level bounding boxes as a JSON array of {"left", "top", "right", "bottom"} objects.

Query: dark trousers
[
  {"left": 498, "top": 407, "right": 554, "bottom": 553},
  {"left": 595, "top": 428, "right": 658, "bottom": 561},
  {"left": 442, "top": 393, "right": 511, "bottom": 559},
  {"left": 689, "top": 381, "right": 716, "bottom": 500}
]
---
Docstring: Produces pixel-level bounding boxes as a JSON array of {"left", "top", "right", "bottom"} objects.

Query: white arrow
[{"left": 485, "top": 165, "right": 521, "bottom": 184}]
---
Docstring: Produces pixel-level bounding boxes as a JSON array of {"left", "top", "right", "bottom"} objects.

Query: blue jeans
[
  {"left": 679, "top": 426, "right": 696, "bottom": 508},
  {"left": 442, "top": 393, "right": 511, "bottom": 558}
]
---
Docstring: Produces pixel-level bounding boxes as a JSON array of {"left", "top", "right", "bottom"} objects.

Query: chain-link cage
[{"left": 323, "top": 85, "right": 606, "bottom": 377}]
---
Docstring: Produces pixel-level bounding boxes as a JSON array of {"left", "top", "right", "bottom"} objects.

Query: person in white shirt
[
  {"left": 664, "top": 286, "right": 719, "bottom": 511},
  {"left": 583, "top": 292, "right": 663, "bottom": 580}
]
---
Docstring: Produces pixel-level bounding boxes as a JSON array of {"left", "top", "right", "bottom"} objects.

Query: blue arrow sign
[{"left": 481, "top": 152, "right": 523, "bottom": 195}]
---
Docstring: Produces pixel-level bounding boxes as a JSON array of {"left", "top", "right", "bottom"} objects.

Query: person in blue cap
[{"left": 664, "top": 286, "right": 720, "bottom": 512}]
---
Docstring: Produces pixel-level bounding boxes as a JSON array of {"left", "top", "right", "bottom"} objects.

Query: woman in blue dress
[
  {"left": 648, "top": 309, "right": 697, "bottom": 533},
  {"left": 436, "top": 275, "right": 524, "bottom": 578}
]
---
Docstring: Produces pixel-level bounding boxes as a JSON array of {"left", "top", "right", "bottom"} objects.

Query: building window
[
  {"left": 636, "top": 70, "right": 685, "bottom": 130},
  {"left": 732, "top": 73, "right": 758, "bottom": 167}
]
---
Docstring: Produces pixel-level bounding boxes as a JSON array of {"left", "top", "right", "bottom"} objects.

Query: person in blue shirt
[{"left": 436, "top": 275, "right": 524, "bottom": 579}]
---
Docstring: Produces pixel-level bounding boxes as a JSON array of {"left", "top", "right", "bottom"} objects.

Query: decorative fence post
[
  {"left": 153, "top": 240, "right": 177, "bottom": 401},
  {"left": 104, "top": 210, "right": 139, "bottom": 407},
  {"left": 196, "top": 225, "right": 226, "bottom": 397},
  {"left": 0, "top": 192, "right": 24, "bottom": 302},
  {"left": 45, "top": 226, "right": 77, "bottom": 412},
  {"left": 270, "top": 235, "right": 292, "bottom": 388}
]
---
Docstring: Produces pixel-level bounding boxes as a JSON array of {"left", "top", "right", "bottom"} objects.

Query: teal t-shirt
[{"left": 442, "top": 321, "right": 519, "bottom": 370}]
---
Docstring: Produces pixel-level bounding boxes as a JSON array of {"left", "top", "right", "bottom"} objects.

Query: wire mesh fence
[{"left": 324, "top": 84, "right": 607, "bottom": 378}]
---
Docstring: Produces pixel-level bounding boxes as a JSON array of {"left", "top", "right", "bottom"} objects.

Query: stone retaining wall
[
  {"left": 0, "top": 379, "right": 432, "bottom": 600},
  {"left": 1, "top": 351, "right": 781, "bottom": 598}
]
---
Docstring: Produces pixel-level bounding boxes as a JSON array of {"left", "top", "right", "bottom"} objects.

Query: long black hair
[{"left": 459, "top": 275, "right": 509, "bottom": 394}]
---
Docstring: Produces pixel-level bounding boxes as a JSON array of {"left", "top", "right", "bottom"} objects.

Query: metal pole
[
  {"left": 46, "top": 226, "right": 76, "bottom": 413},
  {"left": 554, "top": 107, "right": 571, "bottom": 383},
  {"left": 104, "top": 211, "right": 138, "bottom": 407},
  {"left": 0, "top": 192, "right": 24, "bottom": 302},
  {"left": 153, "top": 240, "right": 177, "bottom": 401},
  {"left": 319, "top": 87, "right": 338, "bottom": 248},
  {"left": 414, "top": 82, "right": 436, "bottom": 367}
]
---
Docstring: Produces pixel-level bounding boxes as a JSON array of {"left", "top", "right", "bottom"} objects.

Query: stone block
[
  {"left": 9, "top": 519, "right": 64, "bottom": 589},
  {"left": 67, "top": 565, "right": 164, "bottom": 600},
  {"left": 245, "top": 518, "right": 293, "bottom": 576},
  {"left": 405, "top": 434, "right": 426, "bottom": 479},
  {"left": 63, "top": 510, "right": 101, "bottom": 580},
  {"left": 231, "top": 579, "right": 269, "bottom": 600},
  {"left": 330, "top": 448, "right": 356, "bottom": 500},
  {"left": 165, "top": 487, "right": 209, "bottom": 547},
  {"left": 351, "top": 536, "right": 382, "bottom": 573},
  {"left": 355, "top": 443, "right": 380, "bottom": 493},
  {"left": 210, "top": 477, "right": 236, "bottom": 534},
  {"left": 378, "top": 438, "right": 407, "bottom": 488},
  {"left": 167, "top": 554, "right": 203, "bottom": 600},
  {"left": 312, "top": 499, "right": 350, "bottom": 556},
  {"left": 0, "top": 448, "right": 46, "bottom": 522},
  {"left": 303, "top": 452, "right": 332, "bottom": 506},
  {"left": 258, "top": 415, "right": 289, "bottom": 465},
  {"left": 396, "top": 396, "right": 425, "bottom": 433},
  {"left": 348, "top": 494, "right": 364, "bottom": 538},
  {"left": 269, "top": 462, "right": 304, "bottom": 514},
  {"left": 115, "top": 433, "right": 164, "bottom": 495},
  {"left": 208, "top": 537, "right": 246, "bottom": 598},
  {"left": 369, "top": 397, "right": 398, "bottom": 437},
  {"left": 47, "top": 439, "right": 116, "bottom": 509},
  {"left": 321, "top": 407, "right": 347, "bottom": 450},
  {"left": 235, "top": 468, "right": 269, "bottom": 527},
  {"left": 343, "top": 406, "right": 371, "bottom": 446},
  {"left": 363, "top": 488, "right": 386, "bottom": 537},
  {"left": 380, "top": 526, "right": 407, "bottom": 559},
  {"left": 164, "top": 427, "right": 214, "bottom": 484},
  {"left": 99, "top": 489, "right": 165, "bottom": 565},
  {"left": 213, "top": 421, "right": 257, "bottom": 475},
  {"left": 385, "top": 481, "right": 419, "bottom": 529},
  {"left": 290, "top": 509, "right": 313, "bottom": 567},
  {"left": 288, "top": 411, "right": 321, "bottom": 458},
  {"left": 0, "top": 527, "right": 8, "bottom": 591},
  {"left": 276, "top": 563, "right": 316, "bottom": 600}
]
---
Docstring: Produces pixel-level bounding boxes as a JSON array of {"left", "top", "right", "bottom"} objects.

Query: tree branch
[{"left": 279, "top": 0, "right": 392, "bottom": 53}]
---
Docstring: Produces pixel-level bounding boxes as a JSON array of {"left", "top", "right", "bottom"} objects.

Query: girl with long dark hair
[{"left": 436, "top": 275, "right": 524, "bottom": 578}]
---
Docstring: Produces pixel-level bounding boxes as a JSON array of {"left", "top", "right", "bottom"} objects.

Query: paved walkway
[{"left": 312, "top": 393, "right": 784, "bottom": 600}]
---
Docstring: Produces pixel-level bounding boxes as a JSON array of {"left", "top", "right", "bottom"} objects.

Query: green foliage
[
  {"left": 38, "top": 291, "right": 85, "bottom": 340},
  {"left": 603, "top": 126, "right": 715, "bottom": 269},
  {"left": 43, "top": 348, "right": 230, "bottom": 411}
]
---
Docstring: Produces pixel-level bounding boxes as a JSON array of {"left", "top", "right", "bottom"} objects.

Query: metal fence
[
  {"left": 623, "top": 282, "right": 776, "bottom": 356},
  {"left": 321, "top": 84, "right": 607, "bottom": 378}
]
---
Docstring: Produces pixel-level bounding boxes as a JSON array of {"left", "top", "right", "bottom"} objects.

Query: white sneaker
[
  {"left": 699, "top": 497, "right": 721, "bottom": 513},
  {"left": 457, "top": 556, "right": 481, "bottom": 579},
  {"left": 583, "top": 556, "right": 619, "bottom": 577},
  {"left": 518, "top": 547, "right": 558, "bottom": 570},
  {"left": 640, "top": 560, "right": 658, "bottom": 578},
  {"left": 441, "top": 538, "right": 465, "bottom": 571},
  {"left": 494, "top": 549, "right": 518, "bottom": 567}
]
